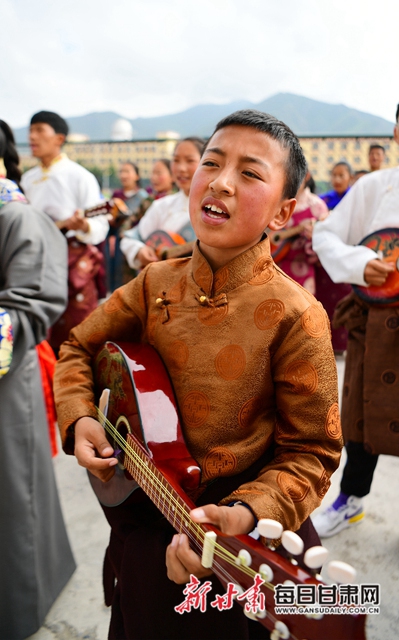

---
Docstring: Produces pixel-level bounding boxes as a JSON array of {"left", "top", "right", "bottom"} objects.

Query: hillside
[{"left": 14, "top": 93, "right": 393, "bottom": 143}]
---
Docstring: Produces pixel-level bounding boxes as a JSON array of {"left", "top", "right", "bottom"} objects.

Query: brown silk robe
[{"left": 55, "top": 237, "right": 342, "bottom": 532}]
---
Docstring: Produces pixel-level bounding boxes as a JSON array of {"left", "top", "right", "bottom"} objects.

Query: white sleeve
[
  {"left": 312, "top": 184, "right": 378, "bottom": 286},
  {"left": 76, "top": 215, "right": 109, "bottom": 245},
  {"left": 120, "top": 198, "right": 165, "bottom": 268}
]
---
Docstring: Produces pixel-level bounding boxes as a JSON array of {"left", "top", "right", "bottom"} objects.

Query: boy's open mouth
[{"left": 201, "top": 197, "right": 230, "bottom": 219}]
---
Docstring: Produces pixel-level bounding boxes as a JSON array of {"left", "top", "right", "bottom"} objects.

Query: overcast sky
[{"left": 1, "top": 0, "right": 398, "bottom": 131}]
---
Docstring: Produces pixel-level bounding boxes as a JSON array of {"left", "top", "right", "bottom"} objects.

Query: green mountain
[{"left": 14, "top": 93, "right": 394, "bottom": 143}]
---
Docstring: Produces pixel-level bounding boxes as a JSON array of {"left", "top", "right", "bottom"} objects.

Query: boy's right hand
[
  {"left": 364, "top": 259, "right": 395, "bottom": 286},
  {"left": 136, "top": 245, "right": 159, "bottom": 266},
  {"left": 74, "top": 416, "right": 118, "bottom": 482}
]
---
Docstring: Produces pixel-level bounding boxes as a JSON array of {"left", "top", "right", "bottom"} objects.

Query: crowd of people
[{"left": 0, "top": 103, "right": 398, "bottom": 639}]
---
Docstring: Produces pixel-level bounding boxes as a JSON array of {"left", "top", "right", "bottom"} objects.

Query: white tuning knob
[
  {"left": 271, "top": 620, "right": 290, "bottom": 639},
  {"left": 259, "top": 563, "right": 274, "bottom": 582},
  {"left": 304, "top": 545, "right": 329, "bottom": 570},
  {"left": 326, "top": 560, "right": 357, "bottom": 584},
  {"left": 258, "top": 518, "right": 283, "bottom": 540},
  {"left": 281, "top": 530, "right": 304, "bottom": 557},
  {"left": 235, "top": 549, "right": 252, "bottom": 567}
]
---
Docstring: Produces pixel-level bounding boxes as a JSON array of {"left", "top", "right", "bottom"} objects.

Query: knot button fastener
[
  {"left": 199, "top": 295, "right": 208, "bottom": 305},
  {"left": 155, "top": 297, "right": 164, "bottom": 306}
]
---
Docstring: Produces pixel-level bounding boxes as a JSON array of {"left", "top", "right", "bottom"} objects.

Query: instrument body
[
  {"left": 89, "top": 341, "right": 366, "bottom": 639},
  {"left": 145, "top": 229, "right": 195, "bottom": 260},
  {"left": 353, "top": 227, "right": 399, "bottom": 305}
]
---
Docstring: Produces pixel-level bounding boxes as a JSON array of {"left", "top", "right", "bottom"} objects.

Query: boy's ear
[{"left": 268, "top": 198, "right": 296, "bottom": 231}]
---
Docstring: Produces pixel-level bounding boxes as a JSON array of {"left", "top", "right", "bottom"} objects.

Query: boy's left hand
[{"left": 165, "top": 504, "right": 255, "bottom": 584}]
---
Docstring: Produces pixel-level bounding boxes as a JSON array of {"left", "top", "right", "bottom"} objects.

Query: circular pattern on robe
[
  {"left": 301, "top": 305, "right": 327, "bottom": 338},
  {"left": 104, "top": 289, "right": 124, "bottom": 314},
  {"left": 325, "top": 403, "right": 341, "bottom": 439},
  {"left": 254, "top": 299, "right": 285, "bottom": 330},
  {"left": 277, "top": 472, "right": 310, "bottom": 503},
  {"left": 356, "top": 418, "right": 364, "bottom": 432},
  {"left": 249, "top": 256, "right": 274, "bottom": 285},
  {"left": 284, "top": 360, "right": 318, "bottom": 395},
  {"left": 382, "top": 370, "right": 396, "bottom": 384},
  {"left": 198, "top": 303, "right": 228, "bottom": 326},
  {"left": 388, "top": 420, "right": 399, "bottom": 433},
  {"left": 385, "top": 315, "right": 399, "bottom": 331},
  {"left": 213, "top": 266, "right": 229, "bottom": 292},
  {"left": 167, "top": 340, "right": 189, "bottom": 371},
  {"left": 215, "top": 345, "right": 246, "bottom": 380},
  {"left": 202, "top": 447, "right": 237, "bottom": 480},
  {"left": 315, "top": 470, "right": 330, "bottom": 499},
  {"left": 238, "top": 397, "right": 262, "bottom": 428},
  {"left": 181, "top": 391, "right": 210, "bottom": 427}
]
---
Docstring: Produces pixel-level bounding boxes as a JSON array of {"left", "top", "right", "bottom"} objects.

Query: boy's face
[{"left": 189, "top": 125, "right": 296, "bottom": 269}]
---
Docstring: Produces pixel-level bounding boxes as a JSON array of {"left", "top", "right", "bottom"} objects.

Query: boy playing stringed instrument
[{"left": 54, "top": 110, "right": 342, "bottom": 639}]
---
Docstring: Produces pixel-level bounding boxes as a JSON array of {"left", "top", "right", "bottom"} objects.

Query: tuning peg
[
  {"left": 281, "top": 530, "right": 304, "bottom": 564},
  {"left": 326, "top": 560, "right": 357, "bottom": 584},
  {"left": 303, "top": 545, "right": 329, "bottom": 577},
  {"left": 270, "top": 620, "right": 290, "bottom": 639},
  {"left": 257, "top": 518, "right": 283, "bottom": 548},
  {"left": 235, "top": 549, "right": 252, "bottom": 567}
]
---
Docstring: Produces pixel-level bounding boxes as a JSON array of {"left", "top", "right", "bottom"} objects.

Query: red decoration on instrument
[{"left": 353, "top": 228, "right": 399, "bottom": 306}]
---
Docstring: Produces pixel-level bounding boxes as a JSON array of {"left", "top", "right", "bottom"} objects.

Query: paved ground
[{"left": 28, "top": 357, "right": 399, "bottom": 640}]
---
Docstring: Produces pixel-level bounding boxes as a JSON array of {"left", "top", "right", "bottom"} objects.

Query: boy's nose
[{"left": 209, "top": 171, "right": 234, "bottom": 195}]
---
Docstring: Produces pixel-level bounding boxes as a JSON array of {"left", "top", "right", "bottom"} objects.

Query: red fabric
[{"left": 36, "top": 340, "right": 58, "bottom": 457}]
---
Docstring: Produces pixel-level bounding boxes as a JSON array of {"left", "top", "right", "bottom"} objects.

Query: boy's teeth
[{"left": 205, "top": 204, "right": 224, "bottom": 214}]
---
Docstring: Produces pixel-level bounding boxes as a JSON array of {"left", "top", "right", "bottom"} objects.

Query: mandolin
[
  {"left": 90, "top": 341, "right": 366, "bottom": 640},
  {"left": 144, "top": 229, "right": 196, "bottom": 261},
  {"left": 55, "top": 197, "right": 132, "bottom": 229},
  {"left": 353, "top": 227, "right": 399, "bottom": 305}
]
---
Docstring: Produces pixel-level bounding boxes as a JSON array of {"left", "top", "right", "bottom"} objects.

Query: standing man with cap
[{"left": 21, "top": 111, "right": 109, "bottom": 353}]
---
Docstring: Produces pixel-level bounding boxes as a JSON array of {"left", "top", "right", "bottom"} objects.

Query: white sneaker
[{"left": 312, "top": 495, "right": 364, "bottom": 538}]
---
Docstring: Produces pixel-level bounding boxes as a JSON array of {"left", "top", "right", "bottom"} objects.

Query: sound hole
[{"left": 114, "top": 415, "right": 131, "bottom": 471}]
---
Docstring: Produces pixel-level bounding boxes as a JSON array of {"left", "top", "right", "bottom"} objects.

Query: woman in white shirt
[{"left": 121, "top": 137, "right": 204, "bottom": 270}]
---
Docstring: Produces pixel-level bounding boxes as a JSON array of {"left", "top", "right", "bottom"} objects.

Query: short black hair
[
  {"left": 369, "top": 144, "right": 385, "bottom": 153},
  {"left": 205, "top": 109, "right": 307, "bottom": 199},
  {"left": 0, "top": 120, "right": 22, "bottom": 186},
  {"left": 396, "top": 104, "right": 399, "bottom": 123},
  {"left": 30, "top": 111, "right": 69, "bottom": 137}
]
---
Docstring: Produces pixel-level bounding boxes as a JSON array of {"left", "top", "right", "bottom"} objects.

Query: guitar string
[
  {"left": 96, "top": 410, "right": 277, "bottom": 584},
  {"left": 96, "top": 409, "right": 306, "bottom": 639}
]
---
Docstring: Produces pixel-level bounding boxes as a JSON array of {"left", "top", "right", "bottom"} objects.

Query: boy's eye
[
  {"left": 243, "top": 170, "right": 260, "bottom": 179},
  {"left": 202, "top": 160, "right": 218, "bottom": 167}
]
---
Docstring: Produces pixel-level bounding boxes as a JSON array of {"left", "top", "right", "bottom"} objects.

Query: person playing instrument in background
[
  {"left": 316, "top": 161, "right": 353, "bottom": 353},
  {"left": 21, "top": 111, "right": 108, "bottom": 354},
  {"left": 106, "top": 162, "right": 149, "bottom": 291},
  {"left": 54, "top": 110, "right": 342, "bottom": 639},
  {"left": 312, "top": 103, "right": 399, "bottom": 538},
  {"left": 270, "top": 170, "right": 328, "bottom": 294},
  {"left": 0, "top": 120, "right": 75, "bottom": 640},
  {"left": 120, "top": 137, "right": 203, "bottom": 270}
]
